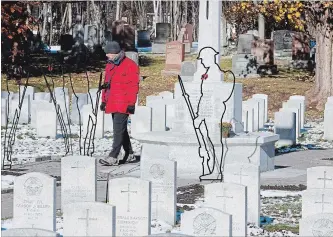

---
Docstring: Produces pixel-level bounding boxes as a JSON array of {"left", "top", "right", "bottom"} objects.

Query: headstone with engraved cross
[
  {"left": 224, "top": 163, "right": 260, "bottom": 225},
  {"left": 302, "top": 189, "right": 333, "bottom": 218},
  {"left": 108, "top": 177, "right": 151, "bottom": 236},
  {"left": 61, "top": 156, "right": 97, "bottom": 210},
  {"left": 307, "top": 166, "right": 333, "bottom": 189},
  {"left": 141, "top": 158, "right": 177, "bottom": 225},
  {"left": 204, "top": 182, "right": 247, "bottom": 237},
  {"left": 63, "top": 202, "right": 116, "bottom": 237}
]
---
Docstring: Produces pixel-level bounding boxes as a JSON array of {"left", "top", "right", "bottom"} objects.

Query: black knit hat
[{"left": 104, "top": 41, "right": 121, "bottom": 54}]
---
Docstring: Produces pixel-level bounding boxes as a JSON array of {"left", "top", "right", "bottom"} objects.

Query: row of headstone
[
  {"left": 131, "top": 91, "right": 176, "bottom": 136},
  {"left": 324, "top": 97, "right": 333, "bottom": 141},
  {"left": 299, "top": 166, "right": 333, "bottom": 236},
  {"left": 242, "top": 94, "right": 268, "bottom": 132},
  {"left": 7, "top": 155, "right": 179, "bottom": 236},
  {"left": 274, "top": 95, "right": 305, "bottom": 147}
]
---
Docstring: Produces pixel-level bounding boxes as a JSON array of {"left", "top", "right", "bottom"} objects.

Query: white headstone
[
  {"left": 104, "top": 113, "right": 113, "bottom": 132},
  {"left": 307, "top": 166, "right": 333, "bottom": 189},
  {"left": 289, "top": 95, "right": 305, "bottom": 128},
  {"left": 146, "top": 95, "right": 163, "bottom": 105},
  {"left": 13, "top": 172, "right": 56, "bottom": 231},
  {"left": 224, "top": 163, "right": 260, "bottom": 225},
  {"left": 20, "top": 85, "right": 35, "bottom": 101},
  {"left": 31, "top": 100, "right": 53, "bottom": 129},
  {"left": 108, "top": 177, "right": 151, "bottom": 236},
  {"left": 282, "top": 100, "right": 301, "bottom": 136},
  {"left": 61, "top": 156, "right": 97, "bottom": 209},
  {"left": 82, "top": 104, "right": 105, "bottom": 139},
  {"left": 246, "top": 99, "right": 260, "bottom": 131},
  {"left": 34, "top": 92, "right": 50, "bottom": 102},
  {"left": 87, "top": 88, "right": 99, "bottom": 106},
  {"left": 2, "top": 228, "right": 57, "bottom": 237},
  {"left": 147, "top": 100, "right": 166, "bottom": 132},
  {"left": 274, "top": 111, "right": 296, "bottom": 147},
  {"left": 55, "top": 95, "right": 70, "bottom": 125},
  {"left": 242, "top": 101, "right": 255, "bottom": 132},
  {"left": 204, "top": 182, "right": 247, "bottom": 237},
  {"left": 71, "top": 93, "right": 88, "bottom": 125},
  {"left": 181, "top": 207, "right": 231, "bottom": 237},
  {"left": 131, "top": 106, "right": 152, "bottom": 136},
  {"left": 2, "top": 98, "right": 8, "bottom": 126},
  {"left": 159, "top": 91, "right": 174, "bottom": 99},
  {"left": 299, "top": 213, "right": 333, "bottom": 237},
  {"left": 302, "top": 189, "right": 333, "bottom": 218},
  {"left": 141, "top": 159, "right": 177, "bottom": 225},
  {"left": 10, "top": 95, "right": 30, "bottom": 124},
  {"left": 327, "top": 96, "right": 333, "bottom": 104},
  {"left": 280, "top": 107, "right": 300, "bottom": 138},
  {"left": 250, "top": 97, "right": 265, "bottom": 129},
  {"left": 36, "top": 108, "right": 57, "bottom": 138},
  {"left": 324, "top": 109, "right": 333, "bottom": 141},
  {"left": 252, "top": 94, "right": 268, "bottom": 123},
  {"left": 63, "top": 202, "right": 116, "bottom": 237}
]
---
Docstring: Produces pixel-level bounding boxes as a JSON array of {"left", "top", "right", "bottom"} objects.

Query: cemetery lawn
[{"left": 2, "top": 55, "right": 317, "bottom": 120}]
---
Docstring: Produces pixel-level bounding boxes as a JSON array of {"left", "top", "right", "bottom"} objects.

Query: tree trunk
[
  {"left": 307, "top": 18, "right": 333, "bottom": 109},
  {"left": 116, "top": 0, "right": 121, "bottom": 20},
  {"left": 49, "top": 2, "right": 52, "bottom": 45},
  {"left": 184, "top": 1, "right": 188, "bottom": 23},
  {"left": 68, "top": 3, "right": 72, "bottom": 32},
  {"left": 41, "top": 3, "right": 48, "bottom": 41}
]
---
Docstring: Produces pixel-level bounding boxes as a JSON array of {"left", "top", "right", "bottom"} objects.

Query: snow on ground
[
  {"left": 1, "top": 175, "right": 15, "bottom": 190},
  {"left": 1, "top": 190, "right": 302, "bottom": 236},
  {"left": 1, "top": 124, "right": 141, "bottom": 166}
]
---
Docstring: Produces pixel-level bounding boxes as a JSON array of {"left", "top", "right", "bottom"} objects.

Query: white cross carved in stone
[
  {"left": 78, "top": 209, "right": 98, "bottom": 236},
  {"left": 233, "top": 167, "right": 249, "bottom": 184},
  {"left": 216, "top": 188, "right": 234, "bottom": 212},
  {"left": 152, "top": 194, "right": 163, "bottom": 219},
  {"left": 121, "top": 183, "right": 137, "bottom": 212},
  {"left": 315, "top": 194, "right": 331, "bottom": 213},
  {"left": 317, "top": 171, "right": 332, "bottom": 188}
]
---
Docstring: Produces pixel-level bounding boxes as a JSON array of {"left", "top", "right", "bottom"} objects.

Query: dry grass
[{"left": 1, "top": 55, "right": 319, "bottom": 120}]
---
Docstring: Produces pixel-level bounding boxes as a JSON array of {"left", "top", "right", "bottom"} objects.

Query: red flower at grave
[
  {"left": 48, "top": 65, "right": 53, "bottom": 72},
  {"left": 201, "top": 74, "right": 208, "bottom": 80}
]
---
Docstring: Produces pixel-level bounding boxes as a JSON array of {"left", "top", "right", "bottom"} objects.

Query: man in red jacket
[{"left": 99, "top": 41, "right": 139, "bottom": 166}]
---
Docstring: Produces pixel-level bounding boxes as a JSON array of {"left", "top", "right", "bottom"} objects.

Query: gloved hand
[
  {"left": 100, "top": 102, "right": 106, "bottom": 111},
  {"left": 99, "top": 83, "right": 109, "bottom": 90}
]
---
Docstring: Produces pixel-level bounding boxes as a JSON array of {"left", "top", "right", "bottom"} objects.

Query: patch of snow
[
  {"left": 1, "top": 175, "right": 15, "bottom": 190},
  {"left": 261, "top": 190, "right": 302, "bottom": 198}
]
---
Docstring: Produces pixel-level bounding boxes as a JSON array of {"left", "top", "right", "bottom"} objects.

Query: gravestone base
[
  {"left": 232, "top": 54, "right": 259, "bottom": 78},
  {"left": 274, "top": 50, "right": 292, "bottom": 58},
  {"left": 135, "top": 131, "right": 279, "bottom": 176},
  {"left": 161, "top": 69, "right": 181, "bottom": 77},
  {"left": 152, "top": 43, "right": 166, "bottom": 54}
]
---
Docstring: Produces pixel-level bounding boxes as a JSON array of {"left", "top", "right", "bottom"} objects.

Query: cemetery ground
[{"left": 1, "top": 55, "right": 332, "bottom": 236}]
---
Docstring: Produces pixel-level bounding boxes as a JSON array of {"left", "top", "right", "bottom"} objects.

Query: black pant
[{"left": 109, "top": 113, "right": 133, "bottom": 158}]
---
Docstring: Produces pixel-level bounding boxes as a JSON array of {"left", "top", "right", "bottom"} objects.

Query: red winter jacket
[{"left": 102, "top": 57, "right": 139, "bottom": 114}]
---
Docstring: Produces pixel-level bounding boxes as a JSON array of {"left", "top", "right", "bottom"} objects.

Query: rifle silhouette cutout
[{"left": 178, "top": 75, "right": 221, "bottom": 181}]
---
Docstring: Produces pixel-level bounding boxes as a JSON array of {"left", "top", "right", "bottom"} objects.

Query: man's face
[{"left": 106, "top": 53, "right": 118, "bottom": 60}]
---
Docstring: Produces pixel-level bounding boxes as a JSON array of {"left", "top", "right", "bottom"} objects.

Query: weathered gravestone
[
  {"left": 237, "top": 34, "right": 256, "bottom": 54},
  {"left": 307, "top": 166, "right": 333, "bottom": 189},
  {"left": 204, "top": 182, "right": 247, "bottom": 237},
  {"left": 251, "top": 39, "right": 277, "bottom": 75},
  {"left": 224, "top": 163, "right": 260, "bottom": 226},
  {"left": 272, "top": 30, "right": 294, "bottom": 57},
  {"left": 63, "top": 202, "right": 116, "bottom": 237},
  {"left": 108, "top": 177, "right": 151, "bottom": 236},
  {"left": 112, "top": 20, "right": 136, "bottom": 52},
  {"left": 141, "top": 158, "right": 177, "bottom": 225},
  {"left": 180, "top": 61, "right": 196, "bottom": 82},
  {"left": 13, "top": 172, "right": 56, "bottom": 231},
  {"left": 137, "top": 30, "right": 152, "bottom": 48},
  {"left": 70, "top": 93, "right": 88, "bottom": 125},
  {"left": 292, "top": 32, "right": 310, "bottom": 69},
  {"left": 152, "top": 23, "right": 171, "bottom": 54},
  {"left": 181, "top": 207, "right": 232, "bottom": 236},
  {"left": 299, "top": 213, "right": 333, "bottom": 237},
  {"left": 2, "top": 228, "right": 57, "bottom": 237},
  {"left": 232, "top": 54, "right": 258, "bottom": 78},
  {"left": 162, "top": 41, "right": 185, "bottom": 76},
  {"left": 302, "top": 189, "right": 333, "bottom": 218},
  {"left": 61, "top": 156, "right": 97, "bottom": 210}
]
